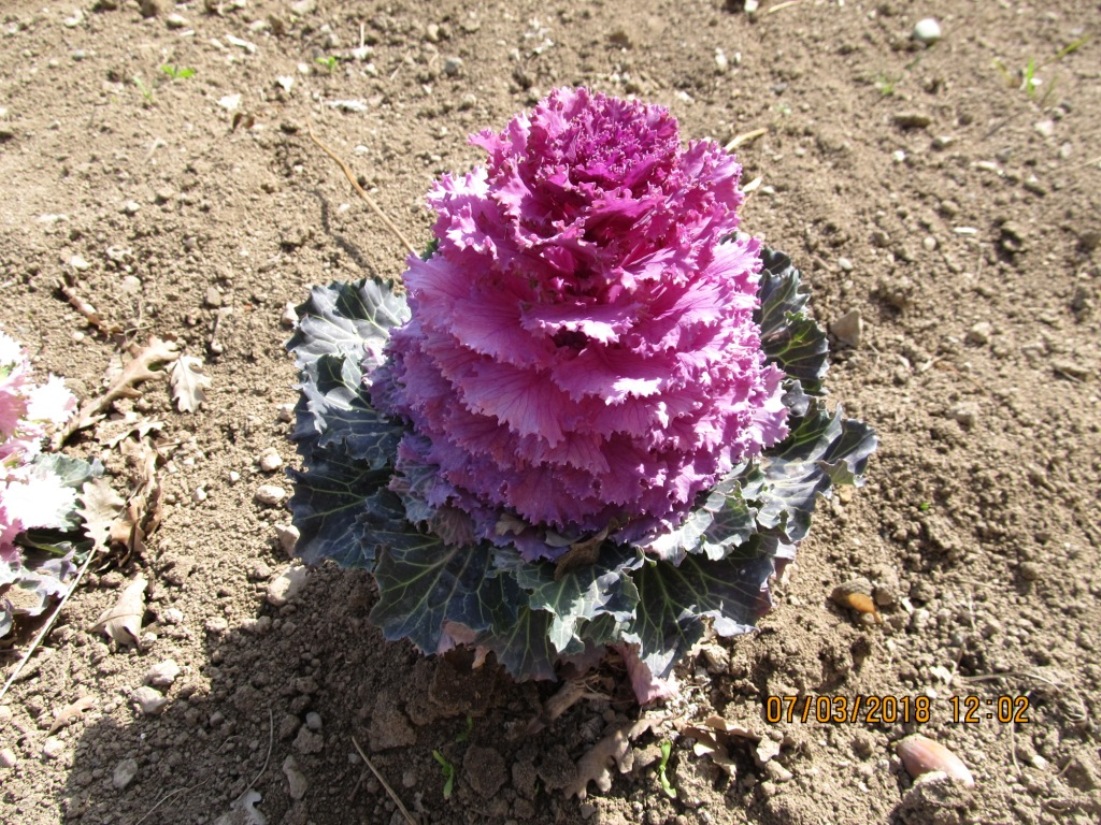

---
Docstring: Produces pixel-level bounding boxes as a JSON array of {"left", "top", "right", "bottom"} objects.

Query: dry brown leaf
[
  {"left": 566, "top": 717, "right": 655, "bottom": 799},
  {"left": 77, "top": 477, "right": 126, "bottom": 551},
  {"left": 554, "top": 527, "right": 608, "bottom": 580},
  {"left": 96, "top": 413, "right": 164, "bottom": 448},
  {"left": 170, "top": 354, "right": 211, "bottom": 413},
  {"left": 521, "top": 677, "right": 606, "bottom": 737},
  {"left": 109, "top": 439, "right": 164, "bottom": 554},
  {"left": 53, "top": 336, "right": 180, "bottom": 448},
  {"left": 91, "top": 575, "right": 147, "bottom": 646},
  {"left": 681, "top": 715, "right": 760, "bottom": 778},
  {"left": 47, "top": 695, "right": 97, "bottom": 735}
]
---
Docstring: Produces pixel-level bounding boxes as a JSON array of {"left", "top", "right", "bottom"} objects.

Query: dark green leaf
[
  {"left": 756, "top": 399, "right": 878, "bottom": 543},
  {"left": 513, "top": 543, "right": 643, "bottom": 654},
  {"left": 286, "top": 457, "right": 391, "bottom": 568},
  {"left": 624, "top": 549, "right": 778, "bottom": 681},
  {"left": 756, "top": 248, "right": 829, "bottom": 394},
  {"left": 371, "top": 536, "right": 514, "bottom": 654}
]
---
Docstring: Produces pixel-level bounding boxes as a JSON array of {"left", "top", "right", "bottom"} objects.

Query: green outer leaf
[
  {"left": 370, "top": 536, "right": 513, "bottom": 653},
  {"left": 755, "top": 399, "right": 878, "bottom": 543},
  {"left": 479, "top": 603, "right": 560, "bottom": 681},
  {"left": 287, "top": 279, "right": 409, "bottom": 369},
  {"left": 513, "top": 543, "right": 643, "bottom": 655},
  {"left": 624, "top": 550, "right": 777, "bottom": 681},
  {"left": 286, "top": 458, "right": 390, "bottom": 568},
  {"left": 756, "top": 248, "right": 829, "bottom": 394},
  {"left": 295, "top": 353, "right": 405, "bottom": 467}
]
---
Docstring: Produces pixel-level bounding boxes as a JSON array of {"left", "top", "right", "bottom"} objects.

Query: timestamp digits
[{"left": 764, "top": 694, "right": 933, "bottom": 725}]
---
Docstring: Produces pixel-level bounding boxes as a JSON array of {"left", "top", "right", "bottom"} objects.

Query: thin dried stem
[
  {"left": 767, "top": 0, "right": 806, "bottom": 13},
  {"left": 351, "top": 736, "right": 418, "bottom": 825},
  {"left": 0, "top": 547, "right": 98, "bottom": 703},
  {"left": 724, "top": 127, "right": 767, "bottom": 151},
  {"left": 306, "top": 122, "right": 419, "bottom": 258}
]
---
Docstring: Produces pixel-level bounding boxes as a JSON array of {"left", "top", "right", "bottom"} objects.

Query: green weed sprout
[
  {"left": 160, "top": 64, "right": 196, "bottom": 80},
  {"left": 432, "top": 750, "right": 456, "bottom": 799},
  {"left": 315, "top": 55, "right": 339, "bottom": 73},
  {"left": 657, "top": 740, "right": 676, "bottom": 798},
  {"left": 133, "top": 75, "right": 154, "bottom": 104}
]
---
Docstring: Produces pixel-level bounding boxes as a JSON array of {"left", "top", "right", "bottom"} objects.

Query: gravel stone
[
  {"left": 255, "top": 485, "right": 287, "bottom": 506},
  {"left": 113, "top": 758, "right": 139, "bottom": 789},
  {"left": 267, "top": 564, "right": 308, "bottom": 606},
  {"left": 145, "top": 659, "right": 181, "bottom": 688},
  {"left": 132, "top": 686, "right": 168, "bottom": 715}
]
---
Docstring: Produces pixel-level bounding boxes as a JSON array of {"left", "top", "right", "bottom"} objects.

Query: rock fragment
[
  {"left": 255, "top": 485, "right": 287, "bottom": 506},
  {"left": 267, "top": 564, "right": 308, "bottom": 606},
  {"left": 145, "top": 659, "right": 181, "bottom": 688},
  {"left": 132, "top": 686, "right": 168, "bottom": 715},
  {"left": 830, "top": 309, "right": 864, "bottom": 348},
  {"left": 113, "top": 758, "right": 139, "bottom": 789}
]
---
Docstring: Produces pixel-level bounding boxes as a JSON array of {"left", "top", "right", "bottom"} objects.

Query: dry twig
[
  {"left": 351, "top": 736, "right": 418, "bottom": 825},
  {"left": 306, "top": 123, "right": 419, "bottom": 257},
  {"left": 0, "top": 547, "right": 98, "bottom": 703}
]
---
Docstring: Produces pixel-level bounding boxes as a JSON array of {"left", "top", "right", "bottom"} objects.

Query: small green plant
[
  {"left": 432, "top": 750, "right": 456, "bottom": 799},
  {"left": 918, "top": 501, "right": 932, "bottom": 512},
  {"left": 874, "top": 72, "right": 900, "bottom": 96},
  {"left": 133, "top": 75, "right": 155, "bottom": 104},
  {"left": 657, "top": 740, "right": 676, "bottom": 799},
  {"left": 160, "top": 64, "right": 196, "bottom": 80},
  {"left": 454, "top": 714, "right": 473, "bottom": 744},
  {"left": 315, "top": 55, "right": 339, "bottom": 73},
  {"left": 994, "top": 36, "right": 1090, "bottom": 104}
]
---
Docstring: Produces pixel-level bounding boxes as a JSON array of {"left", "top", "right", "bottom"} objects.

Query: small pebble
[
  {"left": 0, "top": 748, "right": 16, "bottom": 769},
  {"left": 132, "top": 686, "right": 168, "bottom": 715},
  {"left": 205, "top": 616, "right": 229, "bottom": 634},
  {"left": 193, "top": 486, "right": 208, "bottom": 503},
  {"left": 281, "top": 303, "right": 298, "bottom": 329},
  {"left": 305, "top": 712, "right": 323, "bottom": 731},
  {"left": 165, "top": 13, "right": 188, "bottom": 29},
  {"left": 830, "top": 309, "right": 864, "bottom": 348},
  {"left": 229, "top": 470, "right": 241, "bottom": 484},
  {"left": 42, "top": 738, "right": 65, "bottom": 759},
  {"left": 69, "top": 254, "right": 91, "bottom": 271},
  {"left": 922, "top": 236, "right": 937, "bottom": 252},
  {"left": 255, "top": 485, "right": 287, "bottom": 506},
  {"left": 837, "top": 257, "right": 853, "bottom": 272},
  {"left": 258, "top": 449, "right": 283, "bottom": 473},
  {"left": 267, "top": 564, "right": 309, "bottom": 606},
  {"left": 121, "top": 200, "right": 141, "bottom": 215},
  {"left": 912, "top": 18, "right": 942, "bottom": 45},
  {"left": 204, "top": 286, "right": 223, "bottom": 308},
  {"left": 275, "top": 523, "right": 300, "bottom": 557},
  {"left": 113, "top": 758, "right": 139, "bottom": 789},
  {"left": 145, "top": 659, "right": 181, "bottom": 688},
  {"left": 966, "top": 321, "right": 992, "bottom": 346},
  {"left": 443, "top": 57, "right": 463, "bottom": 77},
  {"left": 283, "top": 755, "right": 309, "bottom": 799},
  {"left": 160, "top": 608, "right": 185, "bottom": 625},
  {"left": 0, "top": 705, "right": 11, "bottom": 725}
]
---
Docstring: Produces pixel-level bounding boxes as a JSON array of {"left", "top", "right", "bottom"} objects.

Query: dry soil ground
[{"left": 1, "top": 1, "right": 1099, "bottom": 824}]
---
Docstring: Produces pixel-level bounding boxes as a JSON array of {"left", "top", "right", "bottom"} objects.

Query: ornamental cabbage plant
[
  {"left": 288, "top": 88, "right": 876, "bottom": 702},
  {"left": 0, "top": 331, "right": 101, "bottom": 637}
]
